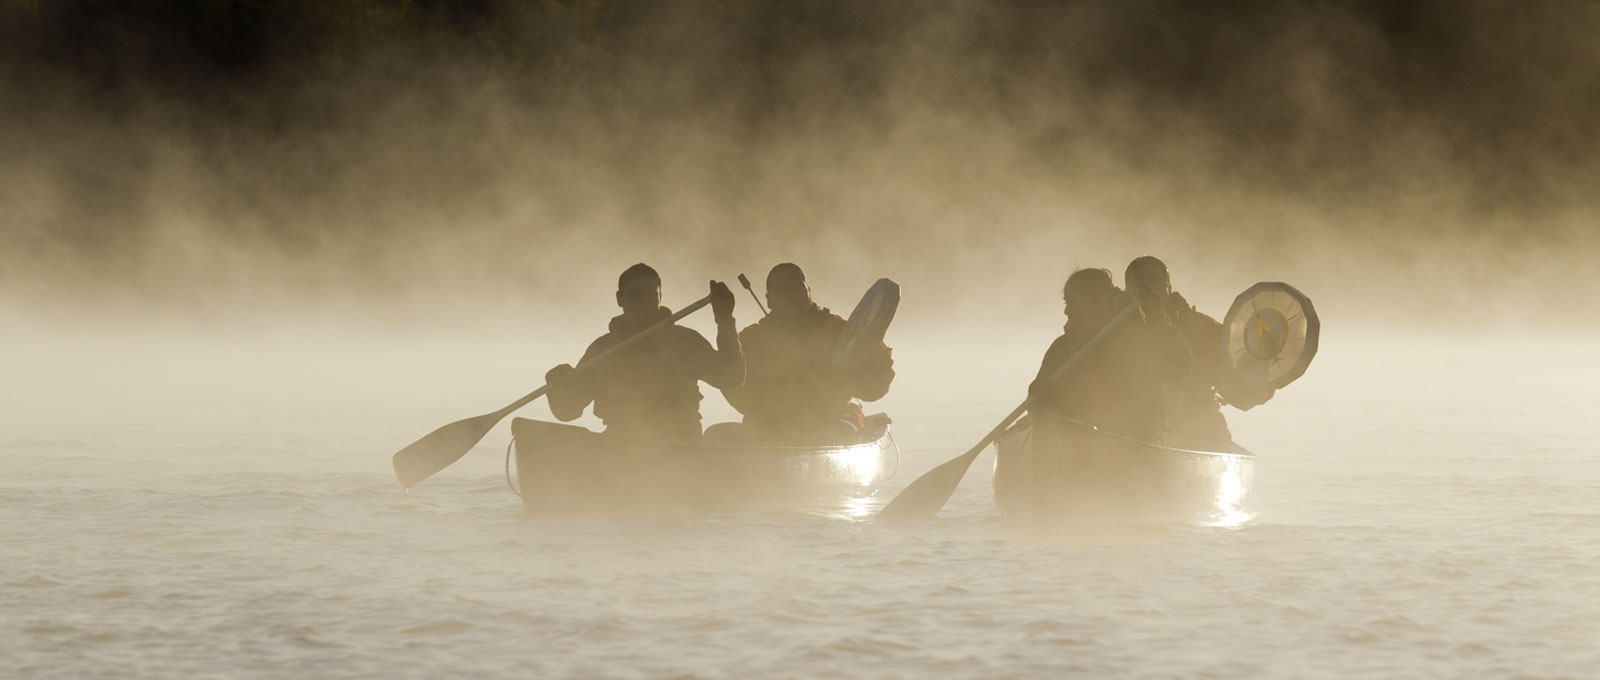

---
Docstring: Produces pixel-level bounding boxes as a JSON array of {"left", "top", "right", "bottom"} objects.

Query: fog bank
[{"left": 3, "top": 1, "right": 1596, "bottom": 333}]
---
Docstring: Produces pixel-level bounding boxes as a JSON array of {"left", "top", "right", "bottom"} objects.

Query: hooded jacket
[
  {"left": 1164, "top": 297, "right": 1275, "bottom": 450},
  {"left": 722, "top": 303, "right": 894, "bottom": 438},
  {"left": 1028, "top": 297, "right": 1191, "bottom": 444},
  {"left": 547, "top": 306, "right": 744, "bottom": 442}
]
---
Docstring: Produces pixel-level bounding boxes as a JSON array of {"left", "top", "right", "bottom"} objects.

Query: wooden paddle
[
  {"left": 874, "top": 298, "right": 1142, "bottom": 520},
  {"left": 391, "top": 294, "right": 714, "bottom": 488}
]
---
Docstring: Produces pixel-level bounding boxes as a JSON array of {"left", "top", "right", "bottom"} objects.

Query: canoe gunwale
[
  {"left": 509, "top": 414, "right": 900, "bottom": 516},
  {"left": 682, "top": 419, "right": 895, "bottom": 457},
  {"left": 509, "top": 417, "right": 895, "bottom": 457},
  {"left": 1004, "top": 414, "right": 1254, "bottom": 461},
  {"left": 995, "top": 414, "right": 1256, "bottom": 524}
]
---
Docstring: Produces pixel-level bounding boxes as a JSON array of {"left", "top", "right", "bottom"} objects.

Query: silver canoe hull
[
  {"left": 513, "top": 415, "right": 898, "bottom": 517},
  {"left": 994, "top": 415, "right": 1255, "bottom": 525}
]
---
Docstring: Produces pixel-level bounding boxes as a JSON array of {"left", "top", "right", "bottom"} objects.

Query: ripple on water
[
  {"left": 9, "top": 576, "right": 65, "bottom": 588},
  {"left": 7, "top": 345, "right": 1600, "bottom": 678},
  {"left": 400, "top": 619, "right": 474, "bottom": 636},
  {"left": 23, "top": 623, "right": 82, "bottom": 636}
]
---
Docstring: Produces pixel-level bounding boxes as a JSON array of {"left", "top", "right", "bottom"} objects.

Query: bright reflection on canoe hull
[
  {"left": 994, "top": 416, "right": 1256, "bottom": 527},
  {"left": 511, "top": 417, "right": 899, "bottom": 518}
]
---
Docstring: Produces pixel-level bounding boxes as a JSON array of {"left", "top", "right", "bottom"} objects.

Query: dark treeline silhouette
[
  {"left": 6, "top": 1, "right": 1595, "bottom": 182},
  {"left": 4, "top": 0, "right": 1598, "bottom": 321},
  {"left": 4, "top": 1, "right": 623, "bottom": 112}
]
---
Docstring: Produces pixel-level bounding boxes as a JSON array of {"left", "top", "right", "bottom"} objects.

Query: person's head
[
  {"left": 765, "top": 262, "right": 813, "bottom": 314},
  {"left": 1124, "top": 255, "right": 1171, "bottom": 298},
  {"left": 1062, "top": 267, "right": 1118, "bottom": 320},
  {"left": 616, "top": 263, "right": 663, "bottom": 317}
]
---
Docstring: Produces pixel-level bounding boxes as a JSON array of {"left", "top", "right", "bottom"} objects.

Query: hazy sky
[{"left": 3, "top": 1, "right": 1596, "bottom": 331}]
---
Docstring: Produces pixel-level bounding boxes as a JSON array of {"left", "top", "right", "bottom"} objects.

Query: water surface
[{"left": 4, "top": 332, "right": 1596, "bottom": 678}]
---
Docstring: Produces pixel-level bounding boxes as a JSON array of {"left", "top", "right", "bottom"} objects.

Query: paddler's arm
[
  {"left": 545, "top": 338, "right": 605, "bottom": 421},
  {"left": 1151, "top": 323, "right": 1192, "bottom": 384},
  {"left": 822, "top": 310, "right": 895, "bottom": 403},
  {"left": 1139, "top": 286, "right": 1191, "bottom": 384},
  {"left": 700, "top": 280, "right": 746, "bottom": 390},
  {"left": 720, "top": 326, "right": 759, "bottom": 414},
  {"left": 1173, "top": 294, "right": 1274, "bottom": 409},
  {"left": 1025, "top": 335, "right": 1073, "bottom": 410},
  {"left": 850, "top": 343, "right": 895, "bottom": 402},
  {"left": 1217, "top": 371, "right": 1275, "bottom": 410}
]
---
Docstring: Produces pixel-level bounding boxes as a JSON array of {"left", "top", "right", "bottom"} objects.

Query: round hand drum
[
  {"left": 832, "top": 278, "right": 900, "bottom": 368},
  {"left": 1223, "top": 282, "right": 1320, "bottom": 389}
]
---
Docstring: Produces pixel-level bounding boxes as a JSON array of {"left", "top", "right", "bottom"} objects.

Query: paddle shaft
[
  {"left": 1041, "top": 298, "right": 1143, "bottom": 386},
  {"left": 503, "top": 294, "right": 714, "bottom": 415},
  {"left": 875, "top": 298, "right": 1141, "bottom": 520},
  {"left": 949, "top": 299, "right": 1143, "bottom": 471},
  {"left": 390, "top": 294, "right": 714, "bottom": 488},
  {"left": 737, "top": 273, "right": 769, "bottom": 317}
]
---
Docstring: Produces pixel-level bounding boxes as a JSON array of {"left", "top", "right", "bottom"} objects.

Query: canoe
[
  {"left": 511, "top": 413, "right": 899, "bottom": 517},
  {"left": 993, "top": 414, "right": 1254, "bottom": 525}
]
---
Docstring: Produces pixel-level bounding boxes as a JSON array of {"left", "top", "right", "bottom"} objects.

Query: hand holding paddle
[
  {"left": 390, "top": 293, "right": 715, "bottom": 488},
  {"left": 710, "top": 279, "right": 737, "bottom": 323},
  {"left": 875, "top": 298, "right": 1142, "bottom": 521},
  {"left": 545, "top": 363, "right": 576, "bottom": 385}
]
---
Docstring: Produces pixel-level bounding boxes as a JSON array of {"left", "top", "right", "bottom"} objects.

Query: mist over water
[
  {"left": 5, "top": 2, "right": 1600, "bottom": 678},
  {"left": 3, "top": 1, "right": 1598, "bottom": 330},
  {"left": 6, "top": 330, "right": 1599, "bottom": 677}
]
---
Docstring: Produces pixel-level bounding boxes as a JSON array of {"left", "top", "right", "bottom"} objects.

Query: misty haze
[{"left": 3, "top": 2, "right": 1597, "bottom": 678}]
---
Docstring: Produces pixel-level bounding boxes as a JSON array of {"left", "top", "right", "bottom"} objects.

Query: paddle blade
[
  {"left": 391, "top": 411, "right": 505, "bottom": 488},
  {"left": 875, "top": 446, "right": 984, "bottom": 521}
]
